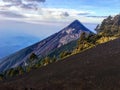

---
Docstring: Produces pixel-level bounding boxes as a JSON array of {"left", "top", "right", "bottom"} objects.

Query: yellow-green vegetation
[
  {"left": 96, "top": 36, "right": 117, "bottom": 44},
  {"left": 72, "top": 32, "right": 97, "bottom": 55},
  {"left": 43, "top": 57, "right": 51, "bottom": 66},
  {"left": 59, "top": 51, "right": 71, "bottom": 59},
  {"left": 0, "top": 66, "right": 25, "bottom": 79}
]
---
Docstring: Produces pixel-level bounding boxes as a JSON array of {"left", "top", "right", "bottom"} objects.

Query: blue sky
[
  {"left": 45, "top": 0, "right": 120, "bottom": 18},
  {"left": 0, "top": 0, "right": 120, "bottom": 58}
]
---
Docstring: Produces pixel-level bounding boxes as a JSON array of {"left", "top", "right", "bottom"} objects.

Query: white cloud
[{"left": 0, "top": 0, "right": 105, "bottom": 24}]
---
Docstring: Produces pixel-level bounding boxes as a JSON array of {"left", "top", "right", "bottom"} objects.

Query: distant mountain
[
  {"left": 0, "top": 20, "right": 93, "bottom": 72},
  {"left": 0, "top": 35, "right": 40, "bottom": 59}
]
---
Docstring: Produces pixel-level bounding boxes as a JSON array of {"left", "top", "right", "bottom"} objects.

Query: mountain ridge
[{"left": 0, "top": 20, "right": 93, "bottom": 72}]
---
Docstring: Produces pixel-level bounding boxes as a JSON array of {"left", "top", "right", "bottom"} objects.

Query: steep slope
[
  {"left": 1, "top": 37, "right": 120, "bottom": 90},
  {"left": 0, "top": 20, "right": 92, "bottom": 72},
  {"left": 48, "top": 39, "right": 78, "bottom": 58}
]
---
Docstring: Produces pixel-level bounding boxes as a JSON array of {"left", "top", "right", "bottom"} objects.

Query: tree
[
  {"left": 43, "top": 57, "right": 51, "bottom": 66},
  {"left": 5, "top": 68, "right": 19, "bottom": 77},
  {"left": 95, "top": 24, "right": 100, "bottom": 33},
  {"left": 76, "top": 32, "right": 86, "bottom": 51},
  {"left": 51, "top": 56, "right": 57, "bottom": 63},
  {"left": 29, "top": 53, "right": 38, "bottom": 60},
  {"left": 17, "top": 66, "right": 25, "bottom": 75},
  {"left": 28, "top": 53, "right": 38, "bottom": 66},
  {"left": 60, "top": 51, "right": 71, "bottom": 59},
  {"left": 26, "top": 66, "right": 31, "bottom": 72},
  {"left": 79, "top": 32, "right": 86, "bottom": 42},
  {"left": 0, "top": 74, "right": 3, "bottom": 80}
]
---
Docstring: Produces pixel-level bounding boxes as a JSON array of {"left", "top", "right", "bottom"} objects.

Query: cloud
[
  {"left": 20, "top": 3, "right": 38, "bottom": 10},
  {"left": 0, "top": 10, "right": 25, "bottom": 18},
  {"left": 60, "top": 12, "right": 69, "bottom": 17},
  {"left": 24, "top": 0, "right": 46, "bottom": 3},
  {"left": 1, "top": 0, "right": 45, "bottom": 10},
  {"left": 2, "top": 0, "right": 45, "bottom": 3},
  {"left": 0, "top": 0, "right": 103, "bottom": 24},
  {"left": 0, "top": 5, "right": 99, "bottom": 24},
  {"left": 78, "top": 12, "right": 91, "bottom": 16},
  {"left": 87, "top": 15, "right": 108, "bottom": 18},
  {"left": 2, "top": 0, "right": 22, "bottom": 5}
]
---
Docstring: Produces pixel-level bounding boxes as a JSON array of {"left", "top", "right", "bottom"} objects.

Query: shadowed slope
[{"left": 1, "top": 37, "right": 120, "bottom": 90}]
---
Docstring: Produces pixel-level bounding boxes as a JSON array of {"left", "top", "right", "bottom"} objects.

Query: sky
[{"left": 0, "top": 0, "right": 120, "bottom": 58}]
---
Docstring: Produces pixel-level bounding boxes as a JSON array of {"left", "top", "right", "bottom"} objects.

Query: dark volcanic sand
[{"left": 1, "top": 38, "right": 120, "bottom": 90}]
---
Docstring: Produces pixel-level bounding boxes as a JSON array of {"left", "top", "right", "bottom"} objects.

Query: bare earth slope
[{"left": 1, "top": 38, "right": 120, "bottom": 90}]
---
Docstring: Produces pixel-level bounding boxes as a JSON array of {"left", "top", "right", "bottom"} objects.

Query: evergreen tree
[
  {"left": 17, "top": 66, "right": 25, "bottom": 75},
  {"left": 29, "top": 53, "right": 38, "bottom": 60},
  {"left": 0, "top": 74, "right": 3, "bottom": 80}
]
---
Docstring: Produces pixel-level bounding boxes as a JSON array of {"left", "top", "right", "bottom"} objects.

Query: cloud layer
[
  {"left": 0, "top": 10, "right": 25, "bottom": 18},
  {"left": 1, "top": 0, "right": 45, "bottom": 10},
  {"left": 0, "top": 0, "right": 107, "bottom": 24}
]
